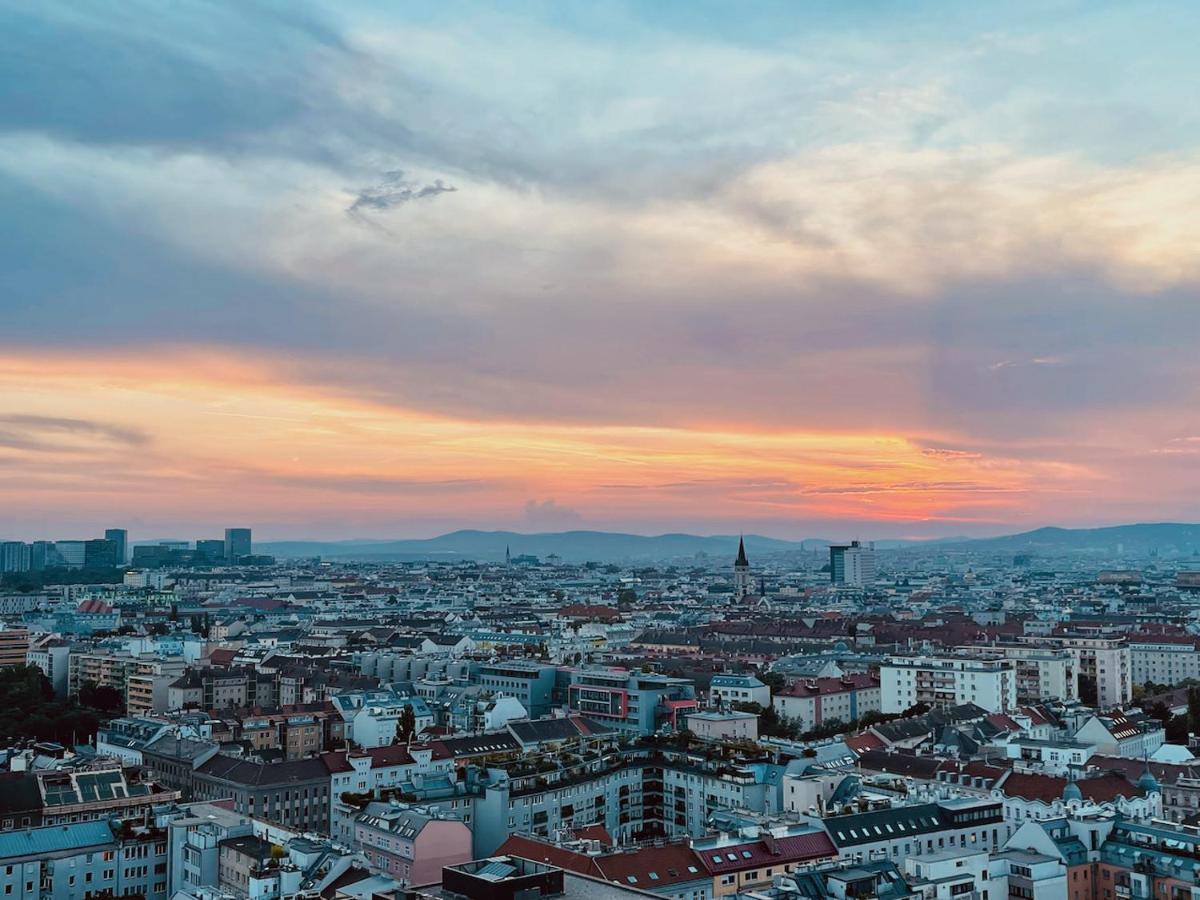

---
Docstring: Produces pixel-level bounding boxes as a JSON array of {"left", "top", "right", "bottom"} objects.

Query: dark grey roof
[{"left": 197, "top": 754, "right": 331, "bottom": 787}]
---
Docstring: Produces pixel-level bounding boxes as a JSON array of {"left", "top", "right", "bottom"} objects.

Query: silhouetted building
[
  {"left": 105, "top": 528, "right": 128, "bottom": 565},
  {"left": 224, "top": 528, "right": 252, "bottom": 564}
]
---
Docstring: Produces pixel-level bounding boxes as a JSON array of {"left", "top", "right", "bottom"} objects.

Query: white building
[
  {"left": 881, "top": 655, "right": 1016, "bottom": 714},
  {"left": 1129, "top": 636, "right": 1200, "bottom": 687},
  {"left": 709, "top": 674, "right": 770, "bottom": 709},
  {"left": 958, "top": 646, "right": 1077, "bottom": 703},
  {"left": 1032, "top": 635, "right": 1131, "bottom": 708},
  {"left": 829, "top": 541, "right": 875, "bottom": 587}
]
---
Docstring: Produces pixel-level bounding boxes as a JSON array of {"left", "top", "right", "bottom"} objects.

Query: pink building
[{"left": 354, "top": 802, "right": 473, "bottom": 885}]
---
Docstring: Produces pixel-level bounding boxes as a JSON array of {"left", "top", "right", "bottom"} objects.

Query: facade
[
  {"left": 565, "top": 668, "right": 697, "bottom": 735},
  {"left": 1036, "top": 634, "right": 1132, "bottom": 708},
  {"left": 829, "top": 541, "right": 876, "bottom": 587},
  {"left": 224, "top": 527, "right": 252, "bottom": 563},
  {"left": 476, "top": 661, "right": 557, "bottom": 718},
  {"left": 0, "top": 818, "right": 170, "bottom": 900},
  {"left": 772, "top": 674, "right": 881, "bottom": 732},
  {"left": 1, "top": 541, "right": 31, "bottom": 573},
  {"left": 69, "top": 650, "right": 186, "bottom": 714},
  {"left": 190, "top": 755, "right": 333, "bottom": 832},
  {"left": 685, "top": 711, "right": 759, "bottom": 741},
  {"left": 354, "top": 802, "right": 474, "bottom": 885},
  {"left": 708, "top": 674, "right": 769, "bottom": 710},
  {"left": 0, "top": 627, "right": 30, "bottom": 667},
  {"left": 26, "top": 637, "right": 71, "bottom": 696},
  {"left": 1128, "top": 635, "right": 1200, "bottom": 686},
  {"left": 881, "top": 655, "right": 1016, "bottom": 713},
  {"left": 105, "top": 528, "right": 128, "bottom": 566}
]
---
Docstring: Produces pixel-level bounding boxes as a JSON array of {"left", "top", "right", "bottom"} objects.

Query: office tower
[
  {"left": 1, "top": 542, "right": 31, "bottom": 573},
  {"left": 105, "top": 528, "right": 128, "bottom": 565},
  {"left": 84, "top": 538, "right": 119, "bottom": 569},
  {"left": 196, "top": 539, "right": 225, "bottom": 561},
  {"left": 733, "top": 536, "right": 751, "bottom": 599},
  {"left": 224, "top": 527, "right": 252, "bottom": 564},
  {"left": 29, "top": 541, "right": 57, "bottom": 571},
  {"left": 829, "top": 540, "right": 876, "bottom": 587},
  {"left": 55, "top": 540, "right": 87, "bottom": 569}
]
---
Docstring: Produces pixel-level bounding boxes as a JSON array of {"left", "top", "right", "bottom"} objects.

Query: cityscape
[{"left": 5, "top": 3, "right": 1200, "bottom": 900}]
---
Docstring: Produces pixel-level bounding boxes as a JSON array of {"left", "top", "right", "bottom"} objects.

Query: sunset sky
[{"left": 3, "top": 1, "right": 1200, "bottom": 541}]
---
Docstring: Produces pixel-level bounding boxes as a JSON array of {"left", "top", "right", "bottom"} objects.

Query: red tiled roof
[
  {"left": 777, "top": 674, "right": 879, "bottom": 698},
  {"left": 696, "top": 833, "right": 837, "bottom": 873},
  {"left": 596, "top": 843, "right": 707, "bottom": 887},
  {"left": 845, "top": 732, "right": 886, "bottom": 754},
  {"left": 496, "top": 835, "right": 601, "bottom": 876},
  {"left": 999, "top": 771, "right": 1142, "bottom": 803},
  {"left": 986, "top": 713, "right": 1022, "bottom": 732}
]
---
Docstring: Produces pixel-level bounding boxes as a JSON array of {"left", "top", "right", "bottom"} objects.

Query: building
[
  {"left": 1128, "top": 635, "right": 1200, "bottom": 687},
  {"left": 732, "top": 537, "right": 751, "bottom": 600},
  {"left": 685, "top": 710, "right": 759, "bottom": 741},
  {"left": 0, "top": 627, "right": 30, "bottom": 667},
  {"left": 26, "top": 637, "right": 71, "bottom": 696},
  {"left": 565, "top": 668, "right": 698, "bottom": 735},
  {"left": 190, "top": 755, "right": 334, "bottom": 832},
  {"left": 54, "top": 540, "right": 87, "bottom": 568},
  {"left": 1, "top": 541, "right": 31, "bottom": 573},
  {"left": 354, "top": 802, "right": 474, "bottom": 884},
  {"left": 818, "top": 799, "right": 1006, "bottom": 863},
  {"left": 0, "top": 817, "right": 170, "bottom": 900},
  {"left": 224, "top": 528, "right": 252, "bottom": 564},
  {"left": 708, "top": 674, "right": 770, "bottom": 710},
  {"left": 69, "top": 650, "right": 186, "bottom": 715},
  {"left": 1034, "top": 634, "right": 1132, "bottom": 708},
  {"left": 105, "top": 529, "right": 128, "bottom": 565},
  {"left": 880, "top": 655, "right": 1016, "bottom": 714},
  {"left": 476, "top": 661, "right": 558, "bottom": 718},
  {"left": 772, "top": 674, "right": 881, "bottom": 732},
  {"left": 829, "top": 541, "right": 876, "bottom": 587}
]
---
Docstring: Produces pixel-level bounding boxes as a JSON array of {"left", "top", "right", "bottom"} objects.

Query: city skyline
[{"left": 4, "top": 2, "right": 1200, "bottom": 538}]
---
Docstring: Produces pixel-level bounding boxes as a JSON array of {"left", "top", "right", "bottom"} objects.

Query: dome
[
  {"left": 1138, "top": 767, "right": 1161, "bottom": 794},
  {"left": 1062, "top": 780, "right": 1083, "bottom": 803}
]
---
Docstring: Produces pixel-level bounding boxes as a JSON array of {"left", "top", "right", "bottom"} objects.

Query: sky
[{"left": 2, "top": 0, "right": 1200, "bottom": 542}]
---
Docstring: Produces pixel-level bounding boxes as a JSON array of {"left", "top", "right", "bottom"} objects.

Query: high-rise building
[
  {"left": 224, "top": 527, "right": 252, "bottom": 563},
  {"left": 55, "top": 540, "right": 87, "bottom": 569},
  {"left": 0, "top": 541, "right": 30, "bottom": 573},
  {"left": 195, "top": 539, "right": 225, "bottom": 561},
  {"left": 30, "top": 540, "right": 58, "bottom": 570},
  {"left": 829, "top": 540, "right": 876, "bottom": 587},
  {"left": 104, "top": 528, "right": 128, "bottom": 565},
  {"left": 733, "top": 536, "right": 751, "bottom": 599},
  {"left": 84, "top": 538, "right": 118, "bottom": 569}
]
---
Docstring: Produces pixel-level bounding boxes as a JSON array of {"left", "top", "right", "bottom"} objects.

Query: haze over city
[{"left": 4, "top": 2, "right": 1200, "bottom": 540}]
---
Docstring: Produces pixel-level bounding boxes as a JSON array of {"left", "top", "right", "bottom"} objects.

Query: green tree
[
  {"left": 1188, "top": 687, "right": 1200, "bottom": 732},
  {"left": 395, "top": 704, "right": 417, "bottom": 743}
]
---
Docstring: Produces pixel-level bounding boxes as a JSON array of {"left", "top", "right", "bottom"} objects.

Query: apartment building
[
  {"left": 68, "top": 650, "right": 186, "bottom": 715},
  {"left": 771, "top": 674, "right": 880, "bottom": 732},
  {"left": 880, "top": 655, "right": 1016, "bottom": 714},
  {"left": 354, "top": 802, "right": 473, "bottom": 885},
  {"left": 26, "top": 637, "right": 71, "bottom": 696},
  {"left": 708, "top": 674, "right": 770, "bottom": 710},
  {"left": 1128, "top": 634, "right": 1200, "bottom": 686},
  {"left": 958, "top": 645, "right": 1077, "bottom": 702},
  {"left": 1033, "top": 634, "right": 1132, "bottom": 708},
  {"left": 0, "top": 817, "right": 170, "bottom": 900},
  {"left": 0, "top": 627, "right": 30, "bottom": 667},
  {"left": 565, "top": 668, "right": 698, "bottom": 735}
]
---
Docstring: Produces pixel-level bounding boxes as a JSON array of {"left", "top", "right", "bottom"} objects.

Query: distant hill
[
  {"left": 938, "top": 522, "right": 1200, "bottom": 555},
  {"left": 256, "top": 530, "right": 826, "bottom": 563},
  {"left": 253, "top": 522, "right": 1200, "bottom": 562}
]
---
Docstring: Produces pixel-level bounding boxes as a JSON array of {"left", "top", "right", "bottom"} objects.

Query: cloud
[
  {"left": 523, "top": 499, "right": 583, "bottom": 530},
  {"left": 347, "top": 170, "right": 457, "bottom": 216},
  {"left": 0, "top": 414, "right": 148, "bottom": 452}
]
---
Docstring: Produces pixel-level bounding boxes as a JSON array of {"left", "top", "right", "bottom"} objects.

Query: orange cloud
[{"left": 0, "top": 346, "right": 1059, "bottom": 535}]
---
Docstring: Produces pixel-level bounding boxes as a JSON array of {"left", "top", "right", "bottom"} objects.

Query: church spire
[{"left": 735, "top": 535, "right": 749, "bottom": 567}]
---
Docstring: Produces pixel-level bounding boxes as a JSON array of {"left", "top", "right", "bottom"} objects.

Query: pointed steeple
[{"left": 735, "top": 535, "right": 749, "bottom": 567}]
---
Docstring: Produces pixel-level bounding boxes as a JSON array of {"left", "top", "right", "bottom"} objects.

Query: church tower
[{"left": 733, "top": 536, "right": 751, "bottom": 599}]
